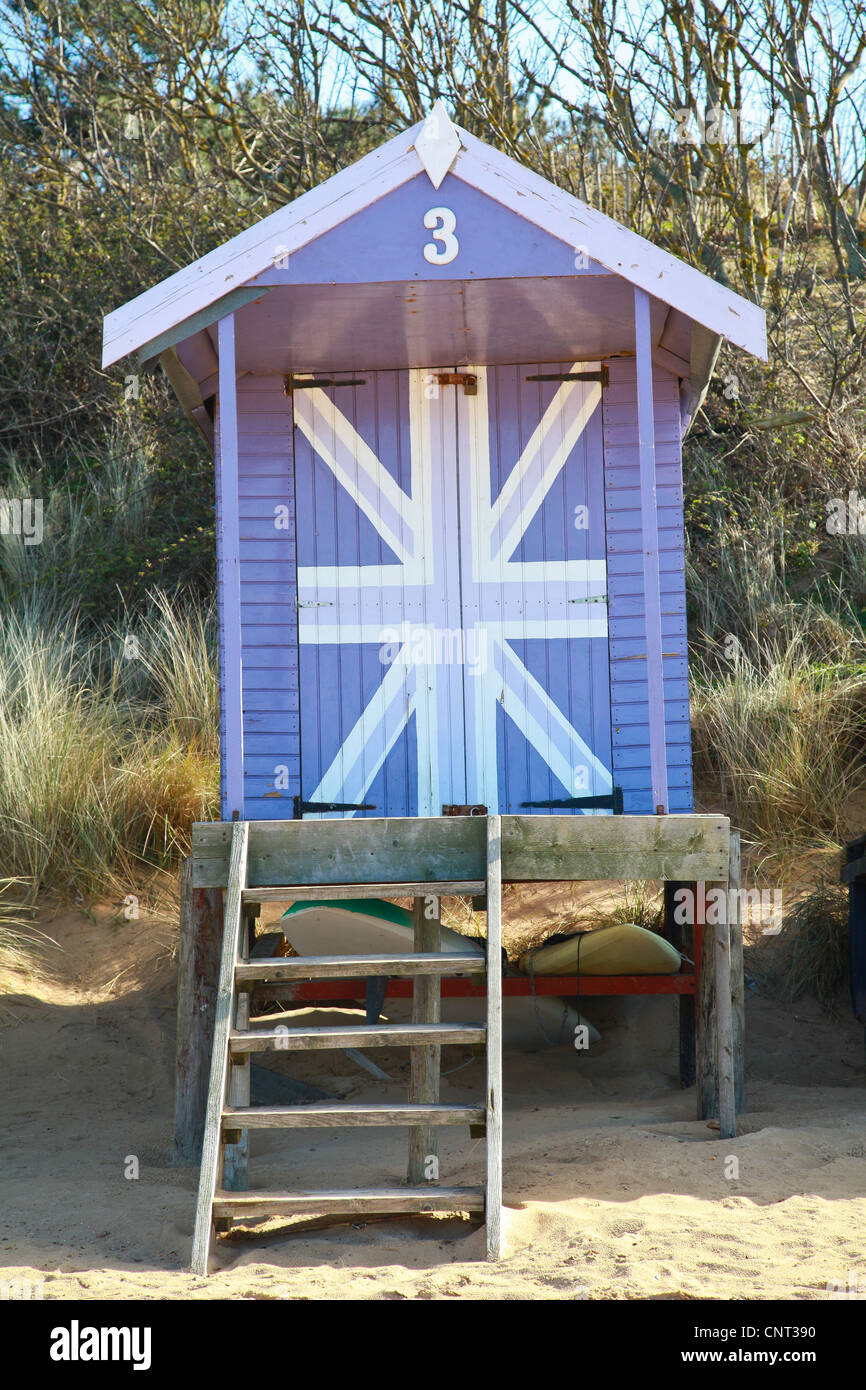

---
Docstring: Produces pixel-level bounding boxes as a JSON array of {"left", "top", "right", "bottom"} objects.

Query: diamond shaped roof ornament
[{"left": 413, "top": 100, "right": 462, "bottom": 189}]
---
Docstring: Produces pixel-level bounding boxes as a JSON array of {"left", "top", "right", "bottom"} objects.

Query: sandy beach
[{"left": 1, "top": 891, "right": 864, "bottom": 1302}]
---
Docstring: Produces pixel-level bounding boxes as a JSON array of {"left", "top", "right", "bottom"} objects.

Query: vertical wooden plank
[
  {"left": 602, "top": 358, "right": 693, "bottom": 815},
  {"left": 634, "top": 287, "right": 668, "bottom": 812},
  {"left": 729, "top": 832, "right": 746, "bottom": 1112},
  {"left": 696, "top": 881, "right": 718, "bottom": 1119},
  {"left": 173, "top": 859, "right": 224, "bottom": 1164},
  {"left": 217, "top": 313, "right": 244, "bottom": 819},
  {"left": 485, "top": 815, "right": 503, "bottom": 1261},
  {"left": 407, "top": 894, "right": 442, "bottom": 1183},
  {"left": 190, "top": 820, "right": 249, "bottom": 1276},
  {"left": 715, "top": 880, "right": 737, "bottom": 1140},
  {"left": 664, "top": 880, "right": 695, "bottom": 1088},
  {"left": 238, "top": 380, "right": 301, "bottom": 820},
  {"left": 222, "top": 908, "right": 254, "bottom": 1190}
]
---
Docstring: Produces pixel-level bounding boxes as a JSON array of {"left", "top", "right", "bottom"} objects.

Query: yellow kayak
[{"left": 519, "top": 923, "right": 681, "bottom": 976}]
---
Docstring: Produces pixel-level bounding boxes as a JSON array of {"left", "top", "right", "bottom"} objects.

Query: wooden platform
[{"left": 179, "top": 813, "right": 743, "bottom": 1273}]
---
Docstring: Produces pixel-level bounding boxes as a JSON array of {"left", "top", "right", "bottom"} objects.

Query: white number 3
[{"left": 423, "top": 207, "right": 459, "bottom": 265}]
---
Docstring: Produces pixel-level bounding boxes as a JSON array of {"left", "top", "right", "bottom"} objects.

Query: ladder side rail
[
  {"left": 408, "top": 894, "right": 443, "bottom": 1183},
  {"left": 191, "top": 819, "right": 250, "bottom": 1275},
  {"left": 485, "top": 814, "right": 503, "bottom": 1260},
  {"left": 223, "top": 904, "right": 255, "bottom": 1190}
]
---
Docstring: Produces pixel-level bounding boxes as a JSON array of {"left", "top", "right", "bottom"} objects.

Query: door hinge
[
  {"left": 284, "top": 375, "right": 366, "bottom": 394},
  {"left": 521, "top": 787, "right": 624, "bottom": 814},
  {"left": 526, "top": 366, "right": 609, "bottom": 387},
  {"left": 293, "top": 796, "right": 376, "bottom": 818}
]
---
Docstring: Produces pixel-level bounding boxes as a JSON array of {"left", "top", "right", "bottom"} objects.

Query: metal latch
[{"left": 436, "top": 373, "right": 477, "bottom": 395}]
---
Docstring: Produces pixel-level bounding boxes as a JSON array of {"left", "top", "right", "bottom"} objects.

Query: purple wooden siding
[
  {"left": 257, "top": 172, "right": 608, "bottom": 285},
  {"left": 228, "top": 375, "right": 300, "bottom": 819},
  {"left": 602, "top": 358, "right": 694, "bottom": 812}
]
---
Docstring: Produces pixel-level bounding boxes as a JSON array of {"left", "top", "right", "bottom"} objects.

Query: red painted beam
[{"left": 256, "top": 973, "right": 697, "bottom": 1003}]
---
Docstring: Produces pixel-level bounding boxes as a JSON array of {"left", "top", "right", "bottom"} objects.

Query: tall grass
[
  {"left": 746, "top": 884, "right": 850, "bottom": 1014},
  {"left": 0, "top": 593, "right": 219, "bottom": 900},
  {"left": 691, "top": 615, "right": 866, "bottom": 852},
  {"left": 0, "top": 435, "right": 157, "bottom": 614}
]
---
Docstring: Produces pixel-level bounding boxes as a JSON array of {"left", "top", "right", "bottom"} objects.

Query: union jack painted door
[{"left": 292, "top": 363, "right": 612, "bottom": 816}]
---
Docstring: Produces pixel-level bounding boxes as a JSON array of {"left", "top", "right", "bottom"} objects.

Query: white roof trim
[
  {"left": 450, "top": 127, "right": 766, "bottom": 359},
  {"left": 103, "top": 111, "right": 767, "bottom": 368},
  {"left": 102, "top": 121, "right": 426, "bottom": 368}
]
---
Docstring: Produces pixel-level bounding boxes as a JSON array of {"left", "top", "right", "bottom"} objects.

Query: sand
[{"left": 1, "top": 893, "right": 865, "bottom": 1301}]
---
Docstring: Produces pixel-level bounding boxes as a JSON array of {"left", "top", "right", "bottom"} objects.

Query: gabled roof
[{"left": 102, "top": 105, "right": 766, "bottom": 369}]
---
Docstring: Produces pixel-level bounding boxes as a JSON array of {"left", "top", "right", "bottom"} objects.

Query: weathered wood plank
[
  {"left": 190, "top": 819, "right": 250, "bottom": 1276},
  {"left": 663, "top": 880, "right": 696, "bottom": 1089},
  {"left": 173, "top": 859, "right": 223, "bottom": 1164},
  {"left": 486, "top": 815, "right": 503, "bottom": 1262},
  {"left": 715, "top": 882, "right": 737, "bottom": 1140},
  {"left": 236, "top": 952, "right": 481, "bottom": 983},
  {"left": 696, "top": 885, "right": 715, "bottom": 1119},
  {"left": 408, "top": 895, "right": 442, "bottom": 1185},
  {"left": 501, "top": 814, "right": 729, "bottom": 882},
  {"left": 223, "top": 1103, "right": 484, "bottom": 1129},
  {"left": 192, "top": 817, "right": 487, "bottom": 888},
  {"left": 729, "top": 832, "right": 746, "bottom": 1113},
  {"left": 240, "top": 881, "right": 485, "bottom": 901},
  {"left": 193, "top": 814, "right": 730, "bottom": 888},
  {"left": 212, "top": 1187, "right": 485, "bottom": 1219},
  {"left": 230, "top": 1022, "right": 486, "bottom": 1053}
]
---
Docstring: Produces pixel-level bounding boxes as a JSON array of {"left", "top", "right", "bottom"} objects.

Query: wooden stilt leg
[
  {"left": 174, "top": 859, "right": 224, "bottom": 1165},
  {"left": 664, "top": 880, "right": 695, "bottom": 1089},
  {"left": 407, "top": 894, "right": 441, "bottom": 1184},
  {"left": 697, "top": 879, "right": 718, "bottom": 1120},
  {"left": 715, "top": 884, "right": 737, "bottom": 1139},
  {"left": 729, "top": 833, "right": 746, "bottom": 1112}
]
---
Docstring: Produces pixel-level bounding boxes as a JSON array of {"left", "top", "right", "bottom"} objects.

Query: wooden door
[{"left": 292, "top": 362, "right": 612, "bottom": 816}]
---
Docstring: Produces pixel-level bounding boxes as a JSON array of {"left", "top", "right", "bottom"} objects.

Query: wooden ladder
[{"left": 190, "top": 816, "right": 503, "bottom": 1274}]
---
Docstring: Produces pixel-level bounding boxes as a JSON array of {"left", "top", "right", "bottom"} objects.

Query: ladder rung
[
  {"left": 241, "top": 881, "right": 486, "bottom": 903},
  {"left": 229, "top": 1022, "right": 486, "bottom": 1053},
  {"left": 212, "top": 1187, "right": 486, "bottom": 1219},
  {"left": 236, "top": 952, "right": 483, "bottom": 983},
  {"left": 222, "top": 1103, "right": 485, "bottom": 1129}
]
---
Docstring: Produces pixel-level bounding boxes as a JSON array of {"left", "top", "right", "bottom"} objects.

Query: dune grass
[
  {"left": 746, "top": 884, "right": 850, "bottom": 1014},
  {"left": 690, "top": 598, "right": 866, "bottom": 855},
  {"left": 0, "top": 592, "right": 219, "bottom": 902}
]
